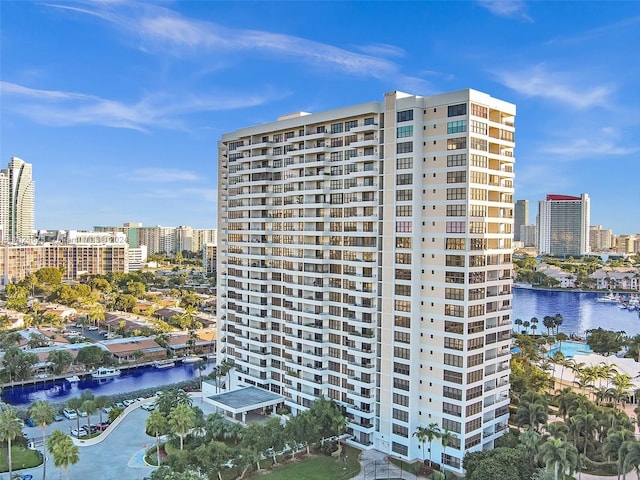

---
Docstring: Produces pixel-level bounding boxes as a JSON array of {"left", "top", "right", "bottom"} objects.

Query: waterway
[
  {"left": 1, "top": 361, "right": 218, "bottom": 407},
  {"left": 512, "top": 288, "right": 640, "bottom": 337}
]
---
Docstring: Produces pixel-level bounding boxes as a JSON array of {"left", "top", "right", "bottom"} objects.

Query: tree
[
  {"left": 36, "top": 267, "right": 64, "bottom": 286},
  {"left": 147, "top": 409, "right": 169, "bottom": 466},
  {"left": 114, "top": 294, "right": 137, "bottom": 312},
  {"left": 620, "top": 439, "right": 640, "bottom": 480},
  {"left": 464, "top": 447, "right": 534, "bottom": 480},
  {"left": 2, "top": 345, "right": 38, "bottom": 381},
  {"left": 76, "top": 345, "right": 106, "bottom": 369},
  {"left": 539, "top": 437, "right": 579, "bottom": 480},
  {"left": 66, "top": 397, "right": 84, "bottom": 433},
  {"left": 168, "top": 403, "right": 196, "bottom": 450},
  {"left": 285, "top": 410, "right": 319, "bottom": 456},
  {"left": 570, "top": 410, "right": 598, "bottom": 457},
  {"left": 553, "top": 314, "right": 564, "bottom": 335},
  {"left": 87, "top": 304, "right": 105, "bottom": 328},
  {"left": 515, "top": 318, "right": 523, "bottom": 333},
  {"left": 0, "top": 409, "right": 24, "bottom": 479},
  {"left": 47, "top": 430, "right": 79, "bottom": 480},
  {"left": 440, "top": 428, "right": 457, "bottom": 465},
  {"left": 94, "top": 396, "right": 110, "bottom": 425},
  {"left": 516, "top": 398, "right": 548, "bottom": 432},
  {"left": 81, "top": 399, "right": 97, "bottom": 431},
  {"left": 587, "top": 328, "right": 625, "bottom": 356},
  {"left": 156, "top": 388, "right": 192, "bottom": 416},
  {"left": 29, "top": 400, "right": 56, "bottom": 480},
  {"left": 543, "top": 316, "right": 555, "bottom": 336},
  {"left": 414, "top": 423, "right": 441, "bottom": 466},
  {"left": 48, "top": 349, "right": 73, "bottom": 375}
]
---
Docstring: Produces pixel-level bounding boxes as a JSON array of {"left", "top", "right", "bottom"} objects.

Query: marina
[
  {"left": 512, "top": 288, "right": 640, "bottom": 337},
  {"left": 1, "top": 360, "right": 217, "bottom": 407}
]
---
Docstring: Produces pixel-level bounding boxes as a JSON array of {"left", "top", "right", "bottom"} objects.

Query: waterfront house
[
  {"left": 102, "top": 336, "right": 167, "bottom": 364},
  {"left": 590, "top": 267, "right": 640, "bottom": 291}
]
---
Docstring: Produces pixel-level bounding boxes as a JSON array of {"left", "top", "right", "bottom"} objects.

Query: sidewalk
[{"left": 352, "top": 449, "right": 421, "bottom": 480}]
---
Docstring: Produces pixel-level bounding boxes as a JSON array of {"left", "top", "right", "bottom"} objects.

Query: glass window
[
  {"left": 397, "top": 110, "right": 413, "bottom": 122},
  {"left": 396, "top": 157, "right": 413, "bottom": 169},
  {"left": 448, "top": 104, "right": 467, "bottom": 117},
  {"left": 330, "top": 122, "right": 343, "bottom": 134},
  {"left": 397, "top": 126, "right": 414, "bottom": 138},
  {"left": 447, "top": 120, "right": 467, "bottom": 134},
  {"left": 447, "top": 137, "right": 467, "bottom": 150},
  {"left": 397, "top": 142, "right": 413, "bottom": 154}
]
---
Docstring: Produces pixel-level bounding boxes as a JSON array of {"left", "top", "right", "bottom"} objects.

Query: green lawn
[
  {"left": 0, "top": 445, "right": 42, "bottom": 472},
  {"left": 254, "top": 446, "right": 361, "bottom": 480}
]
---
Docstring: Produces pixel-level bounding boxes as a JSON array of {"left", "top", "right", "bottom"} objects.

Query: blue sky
[{"left": 1, "top": 1, "right": 639, "bottom": 233}]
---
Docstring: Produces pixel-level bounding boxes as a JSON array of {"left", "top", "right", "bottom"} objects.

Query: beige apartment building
[
  {"left": 217, "top": 89, "right": 514, "bottom": 471},
  {"left": 0, "top": 243, "right": 128, "bottom": 286}
]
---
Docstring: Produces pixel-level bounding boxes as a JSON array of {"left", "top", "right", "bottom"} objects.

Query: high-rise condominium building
[
  {"left": 217, "top": 89, "right": 515, "bottom": 471},
  {"left": 589, "top": 225, "right": 614, "bottom": 252},
  {"left": 538, "top": 194, "right": 590, "bottom": 257},
  {"left": 0, "top": 157, "right": 35, "bottom": 242},
  {"left": 514, "top": 200, "right": 528, "bottom": 242}
]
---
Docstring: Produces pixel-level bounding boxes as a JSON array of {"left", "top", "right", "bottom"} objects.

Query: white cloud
[
  {"left": 46, "top": 2, "right": 408, "bottom": 81},
  {"left": 541, "top": 139, "right": 639, "bottom": 158},
  {"left": 127, "top": 169, "right": 202, "bottom": 183},
  {"left": 476, "top": 0, "right": 532, "bottom": 21},
  {"left": 495, "top": 64, "right": 614, "bottom": 109},
  {"left": 141, "top": 187, "right": 217, "bottom": 202},
  {"left": 354, "top": 43, "right": 406, "bottom": 58},
  {"left": 1, "top": 81, "right": 280, "bottom": 131}
]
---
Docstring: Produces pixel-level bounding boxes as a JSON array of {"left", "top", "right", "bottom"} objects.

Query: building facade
[
  {"left": 589, "top": 225, "right": 614, "bottom": 252},
  {"left": 217, "top": 89, "right": 514, "bottom": 471},
  {"left": 514, "top": 200, "right": 528, "bottom": 242},
  {"left": 538, "top": 194, "right": 590, "bottom": 257},
  {"left": 1, "top": 157, "right": 35, "bottom": 242}
]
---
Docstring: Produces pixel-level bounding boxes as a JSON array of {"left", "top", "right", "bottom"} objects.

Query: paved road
[{"left": 12, "top": 396, "right": 220, "bottom": 480}]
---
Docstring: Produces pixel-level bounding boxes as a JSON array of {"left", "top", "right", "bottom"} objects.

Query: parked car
[
  {"left": 25, "top": 418, "right": 36, "bottom": 427},
  {"left": 98, "top": 422, "right": 110, "bottom": 431},
  {"left": 122, "top": 399, "right": 134, "bottom": 407},
  {"left": 63, "top": 408, "right": 77, "bottom": 420},
  {"left": 141, "top": 402, "right": 155, "bottom": 411},
  {"left": 135, "top": 397, "right": 145, "bottom": 403},
  {"left": 102, "top": 406, "right": 112, "bottom": 414},
  {"left": 88, "top": 325, "right": 99, "bottom": 331},
  {"left": 54, "top": 414, "right": 64, "bottom": 422},
  {"left": 71, "top": 427, "right": 87, "bottom": 437},
  {"left": 77, "top": 410, "right": 88, "bottom": 417},
  {"left": 113, "top": 402, "right": 124, "bottom": 409}
]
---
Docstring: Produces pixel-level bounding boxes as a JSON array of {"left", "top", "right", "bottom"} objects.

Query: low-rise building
[{"left": 590, "top": 267, "right": 640, "bottom": 291}]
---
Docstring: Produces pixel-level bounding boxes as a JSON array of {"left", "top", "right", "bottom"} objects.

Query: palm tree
[
  {"left": 413, "top": 423, "right": 441, "bottom": 466},
  {"left": 168, "top": 403, "right": 196, "bottom": 450},
  {"left": 621, "top": 439, "right": 640, "bottom": 480},
  {"left": 93, "top": 396, "right": 110, "bottom": 425},
  {"left": 195, "top": 359, "right": 207, "bottom": 402},
  {"left": 146, "top": 409, "right": 168, "bottom": 466},
  {"left": 519, "top": 429, "right": 543, "bottom": 467},
  {"left": 543, "top": 316, "right": 555, "bottom": 336},
  {"left": 81, "top": 399, "right": 96, "bottom": 431},
  {"left": 540, "top": 437, "right": 579, "bottom": 480},
  {"left": 612, "top": 372, "right": 634, "bottom": 408},
  {"left": 523, "top": 321, "right": 531, "bottom": 335},
  {"left": 87, "top": 304, "right": 105, "bottom": 328},
  {"left": 544, "top": 421, "right": 569, "bottom": 441},
  {"left": 570, "top": 410, "right": 598, "bottom": 457},
  {"left": 603, "top": 429, "right": 634, "bottom": 464},
  {"left": 516, "top": 398, "right": 548, "bottom": 432},
  {"left": 515, "top": 318, "right": 523, "bottom": 333},
  {"left": 29, "top": 400, "right": 56, "bottom": 480},
  {"left": 0, "top": 409, "right": 23, "bottom": 479},
  {"left": 66, "top": 397, "right": 83, "bottom": 432},
  {"left": 439, "top": 428, "right": 457, "bottom": 466},
  {"left": 47, "top": 430, "right": 79, "bottom": 480},
  {"left": 554, "top": 314, "right": 564, "bottom": 335}
]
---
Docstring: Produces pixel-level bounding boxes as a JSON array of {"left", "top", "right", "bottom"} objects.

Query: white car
[
  {"left": 71, "top": 428, "right": 87, "bottom": 437},
  {"left": 63, "top": 408, "right": 77, "bottom": 420},
  {"left": 141, "top": 402, "right": 155, "bottom": 411},
  {"left": 122, "top": 399, "right": 134, "bottom": 407},
  {"left": 88, "top": 325, "right": 99, "bottom": 331}
]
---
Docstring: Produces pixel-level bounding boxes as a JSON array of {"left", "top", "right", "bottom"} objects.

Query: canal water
[
  {"left": 512, "top": 288, "right": 640, "bottom": 337},
  {"left": 2, "top": 361, "right": 218, "bottom": 407}
]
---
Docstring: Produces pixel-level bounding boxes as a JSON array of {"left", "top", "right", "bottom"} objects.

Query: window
[
  {"left": 467, "top": 385, "right": 483, "bottom": 400},
  {"left": 397, "top": 173, "right": 413, "bottom": 185},
  {"left": 396, "top": 205, "right": 412, "bottom": 216},
  {"left": 442, "top": 418, "right": 462, "bottom": 434},
  {"left": 396, "top": 252, "right": 412, "bottom": 264},
  {"left": 393, "top": 408, "right": 409, "bottom": 422},
  {"left": 395, "top": 315, "right": 411, "bottom": 328},
  {"left": 330, "top": 122, "right": 343, "bottom": 134},
  {"left": 392, "top": 424, "right": 409, "bottom": 437},
  {"left": 468, "top": 305, "right": 485, "bottom": 318},
  {"left": 330, "top": 151, "right": 343, "bottom": 162},
  {"left": 444, "top": 354, "right": 463, "bottom": 368},
  {"left": 466, "top": 418, "right": 482, "bottom": 433},
  {"left": 396, "top": 157, "right": 413, "bottom": 169},
  {"left": 468, "top": 353, "right": 484, "bottom": 367},
  {"left": 397, "top": 142, "right": 413, "bottom": 154},
  {"left": 446, "top": 221, "right": 466, "bottom": 233},
  {"left": 395, "top": 300, "right": 411, "bottom": 312},
  {"left": 445, "top": 288, "right": 464, "bottom": 300},
  {"left": 397, "top": 110, "right": 413, "bottom": 122},
  {"left": 445, "top": 272, "right": 465, "bottom": 284},
  {"left": 394, "top": 378, "right": 410, "bottom": 391},
  {"left": 446, "top": 238, "right": 466, "bottom": 250},
  {"left": 443, "top": 386, "right": 462, "bottom": 400},
  {"left": 470, "top": 188, "right": 487, "bottom": 201},
  {"left": 448, "top": 104, "right": 467, "bottom": 117},
  {"left": 468, "top": 337, "right": 484, "bottom": 350},
  {"left": 447, "top": 170, "right": 466, "bottom": 184},
  {"left": 466, "top": 433, "right": 482, "bottom": 449},
  {"left": 447, "top": 154, "right": 466, "bottom": 167},
  {"left": 468, "top": 288, "right": 485, "bottom": 300},
  {"left": 446, "top": 205, "right": 466, "bottom": 216},
  {"left": 397, "top": 126, "right": 413, "bottom": 138},
  {"left": 446, "top": 255, "right": 465, "bottom": 267},
  {"left": 447, "top": 188, "right": 466, "bottom": 200},
  {"left": 331, "top": 137, "right": 344, "bottom": 148},
  {"left": 447, "top": 120, "right": 467, "bottom": 134},
  {"left": 470, "top": 154, "right": 488, "bottom": 168},
  {"left": 470, "top": 222, "right": 485, "bottom": 234},
  {"left": 471, "top": 103, "right": 488, "bottom": 118},
  {"left": 392, "top": 442, "right": 408, "bottom": 455},
  {"left": 364, "top": 117, "right": 375, "bottom": 125},
  {"left": 396, "top": 221, "right": 412, "bottom": 233},
  {"left": 470, "top": 120, "right": 487, "bottom": 135},
  {"left": 396, "top": 237, "right": 412, "bottom": 248},
  {"left": 344, "top": 134, "right": 357, "bottom": 145},
  {"left": 393, "top": 362, "right": 410, "bottom": 376},
  {"left": 469, "top": 205, "right": 486, "bottom": 217},
  {"left": 466, "top": 402, "right": 482, "bottom": 416},
  {"left": 445, "top": 321, "right": 463, "bottom": 334},
  {"left": 447, "top": 137, "right": 466, "bottom": 150},
  {"left": 345, "top": 120, "right": 358, "bottom": 131},
  {"left": 443, "top": 370, "right": 463, "bottom": 384},
  {"left": 396, "top": 189, "right": 413, "bottom": 201},
  {"left": 445, "top": 304, "right": 464, "bottom": 317},
  {"left": 443, "top": 402, "right": 462, "bottom": 416},
  {"left": 470, "top": 137, "right": 488, "bottom": 151},
  {"left": 467, "top": 369, "right": 483, "bottom": 383},
  {"left": 395, "top": 285, "right": 411, "bottom": 297},
  {"left": 393, "top": 393, "right": 409, "bottom": 406},
  {"left": 394, "top": 347, "right": 410, "bottom": 359}
]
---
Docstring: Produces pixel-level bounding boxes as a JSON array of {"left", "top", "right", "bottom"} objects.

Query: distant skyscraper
[
  {"left": 538, "top": 193, "right": 590, "bottom": 257},
  {"left": 0, "top": 157, "right": 35, "bottom": 242},
  {"left": 514, "top": 200, "right": 529, "bottom": 242},
  {"left": 589, "top": 225, "right": 613, "bottom": 252}
]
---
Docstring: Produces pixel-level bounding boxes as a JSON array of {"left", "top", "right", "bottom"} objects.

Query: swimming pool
[{"left": 546, "top": 340, "right": 592, "bottom": 358}]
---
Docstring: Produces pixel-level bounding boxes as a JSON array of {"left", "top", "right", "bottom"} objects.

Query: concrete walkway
[{"left": 352, "top": 449, "right": 421, "bottom": 480}]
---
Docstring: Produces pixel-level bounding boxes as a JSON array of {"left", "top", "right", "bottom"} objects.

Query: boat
[
  {"left": 154, "top": 361, "right": 174, "bottom": 369},
  {"left": 91, "top": 367, "right": 120, "bottom": 379},
  {"left": 596, "top": 293, "right": 620, "bottom": 303},
  {"left": 182, "top": 355, "right": 203, "bottom": 364},
  {"left": 67, "top": 375, "right": 81, "bottom": 383}
]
